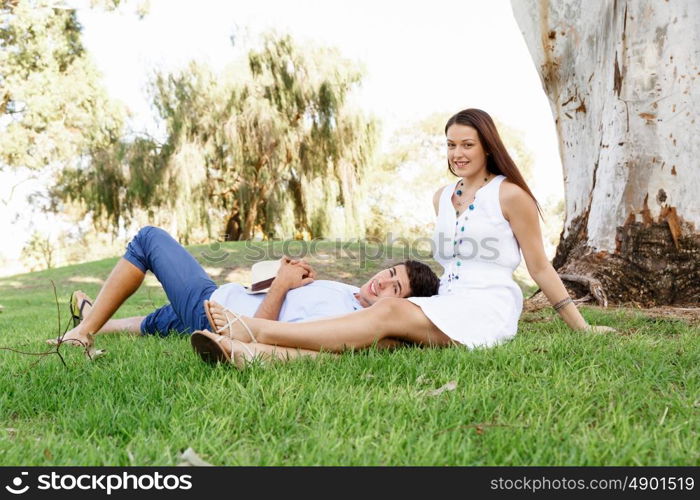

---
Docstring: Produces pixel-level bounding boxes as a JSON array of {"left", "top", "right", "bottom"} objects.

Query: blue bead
[
  {"left": 457, "top": 261, "right": 462, "bottom": 266},
  {"left": 455, "top": 220, "right": 458, "bottom": 225},
  {"left": 461, "top": 226, "right": 465, "bottom": 232},
  {"left": 469, "top": 204, "right": 475, "bottom": 210},
  {"left": 456, "top": 190, "right": 462, "bottom": 196},
  {"left": 455, "top": 275, "right": 459, "bottom": 279}
]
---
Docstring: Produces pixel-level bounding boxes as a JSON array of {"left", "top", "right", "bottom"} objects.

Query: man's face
[{"left": 356, "top": 264, "right": 411, "bottom": 307}]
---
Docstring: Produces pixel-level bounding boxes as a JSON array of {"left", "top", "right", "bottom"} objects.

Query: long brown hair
[{"left": 445, "top": 108, "right": 541, "bottom": 215}]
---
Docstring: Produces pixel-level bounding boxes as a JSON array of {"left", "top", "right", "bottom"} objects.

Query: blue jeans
[{"left": 123, "top": 226, "right": 218, "bottom": 336}]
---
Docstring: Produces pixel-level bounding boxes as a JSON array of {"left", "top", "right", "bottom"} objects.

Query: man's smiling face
[{"left": 356, "top": 264, "right": 411, "bottom": 308}]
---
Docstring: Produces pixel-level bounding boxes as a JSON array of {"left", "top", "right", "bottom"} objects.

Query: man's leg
[
  {"left": 206, "top": 297, "right": 453, "bottom": 352},
  {"left": 52, "top": 260, "right": 146, "bottom": 346},
  {"left": 97, "top": 317, "right": 145, "bottom": 334},
  {"left": 63, "top": 291, "right": 181, "bottom": 339},
  {"left": 51, "top": 226, "right": 217, "bottom": 346}
]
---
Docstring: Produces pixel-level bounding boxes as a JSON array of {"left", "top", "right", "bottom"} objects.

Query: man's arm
[
  {"left": 253, "top": 282, "right": 292, "bottom": 320},
  {"left": 253, "top": 258, "right": 315, "bottom": 320}
]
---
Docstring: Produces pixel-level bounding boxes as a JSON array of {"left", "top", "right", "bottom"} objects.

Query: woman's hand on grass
[{"left": 585, "top": 324, "right": 618, "bottom": 334}]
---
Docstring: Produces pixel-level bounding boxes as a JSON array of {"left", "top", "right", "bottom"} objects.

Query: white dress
[{"left": 408, "top": 175, "right": 523, "bottom": 347}]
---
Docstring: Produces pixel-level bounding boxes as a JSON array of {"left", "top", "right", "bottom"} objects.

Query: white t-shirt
[{"left": 208, "top": 280, "right": 363, "bottom": 322}]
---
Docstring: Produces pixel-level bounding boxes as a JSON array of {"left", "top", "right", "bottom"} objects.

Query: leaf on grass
[
  {"left": 415, "top": 374, "right": 429, "bottom": 385},
  {"left": 43, "top": 448, "right": 53, "bottom": 460},
  {"left": 85, "top": 347, "right": 107, "bottom": 361},
  {"left": 177, "top": 447, "right": 213, "bottom": 467},
  {"left": 4, "top": 428, "right": 17, "bottom": 438},
  {"left": 0, "top": 304, "right": 4, "bottom": 312},
  {"left": 420, "top": 380, "right": 457, "bottom": 397}
]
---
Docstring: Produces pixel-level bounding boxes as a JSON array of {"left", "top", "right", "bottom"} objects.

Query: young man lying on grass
[{"left": 48, "top": 226, "right": 439, "bottom": 356}]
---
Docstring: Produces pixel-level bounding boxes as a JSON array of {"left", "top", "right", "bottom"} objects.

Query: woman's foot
[
  {"left": 191, "top": 329, "right": 255, "bottom": 369},
  {"left": 204, "top": 300, "right": 258, "bottom": 343}
]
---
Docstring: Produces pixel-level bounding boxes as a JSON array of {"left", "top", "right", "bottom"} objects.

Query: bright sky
[{"left": 1, "top": 0, "right": 564, "bottom": 272}]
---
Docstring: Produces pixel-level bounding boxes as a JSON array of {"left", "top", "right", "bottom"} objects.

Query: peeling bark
[{"left": 512, "top": 0, "right": 700, "bottom": 305}]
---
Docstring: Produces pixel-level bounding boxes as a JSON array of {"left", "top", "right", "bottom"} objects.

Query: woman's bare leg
[
  {"left": 207, "top": 298, "right": 453, "bottom": 352},
  {"left": 50, "top": 259, "right": 145, "bottom": 346},
  {"left": 220, "top": 337, "right": 326, "bottom": 367}
]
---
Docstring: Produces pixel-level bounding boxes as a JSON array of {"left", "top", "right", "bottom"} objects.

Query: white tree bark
[{"left": 511, "top": 0, "right": 699, "bottom": 253}]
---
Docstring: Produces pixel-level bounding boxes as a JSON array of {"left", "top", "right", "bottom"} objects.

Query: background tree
[
  {"left": 511, "top": 0, "right": 700, "bottom": 305},
  {"left": 0, "top": 0, "right": 125, "bottom": 173},
  {"left": 20, "top": 231, "right": 55, "bottom": 271},
  {"left": 57, "top": 33, "right": 377, "bottom": 242}
]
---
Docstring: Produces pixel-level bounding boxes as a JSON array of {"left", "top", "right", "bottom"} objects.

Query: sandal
[
  {"left": 204, "top": 300, "right": 257, "bottom": 342},
  {"left": 191, "top": 330, "right": 255, "bottom": 369},
  {"left": 70, "top": 291, "right": 93, "bottom": 328}
]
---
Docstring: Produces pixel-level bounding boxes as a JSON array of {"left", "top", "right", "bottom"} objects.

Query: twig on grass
[{"left": 0, "top": 280, "right": 104, "bottom": 370}]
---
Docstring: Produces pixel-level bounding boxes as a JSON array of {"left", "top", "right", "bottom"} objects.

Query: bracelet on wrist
[{"left": 553, "top": 296, "right": 573, "bottom": 312}]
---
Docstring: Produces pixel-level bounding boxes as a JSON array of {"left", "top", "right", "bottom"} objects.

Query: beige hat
[{"left": 246, "top": 260, "right": 281, "bottom": 294}]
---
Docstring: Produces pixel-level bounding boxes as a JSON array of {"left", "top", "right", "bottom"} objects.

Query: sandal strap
[
  {"left": 216, "top": 335, "right": 255, "bottom": 363},
  {"left": 217, "top": 309, "right": 257, "bottom": 343},
  {"left": 70, "top": 292, "right": 93, "bottom": 321},
  {"left": 78, "top": 298, "right": 93, "bottom": 317}
]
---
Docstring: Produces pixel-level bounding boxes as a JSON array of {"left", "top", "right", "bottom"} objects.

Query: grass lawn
[{"left": 0, "top": 240, "right": 698, "bottom": 465}]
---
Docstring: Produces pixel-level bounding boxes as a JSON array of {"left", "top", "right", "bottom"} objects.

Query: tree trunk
[
  {"left": 511, "top": 0, "right": 700, "bottom": 305},
  {"left": 223, "top": 209, "right": 242, "bottom": 241},
  {"left": 240, "top": 202, "right": 259, "bottom": 241}
]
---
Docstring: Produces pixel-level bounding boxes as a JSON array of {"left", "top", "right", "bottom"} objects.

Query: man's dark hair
[{"left": 403, "top": 260, "right": 440, "bottom": 297}]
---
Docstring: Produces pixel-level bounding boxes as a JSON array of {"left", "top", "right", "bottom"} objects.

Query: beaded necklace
[
  {"left": 454, "top": 174, "right": 491, "bottom": 218},
  {"left": 447, "top": 174, "right": 492, "bottom": 284}
]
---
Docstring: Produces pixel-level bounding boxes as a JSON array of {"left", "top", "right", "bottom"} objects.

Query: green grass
[{"left": 0, "top": 241, "right": 698, "bottom": 465}]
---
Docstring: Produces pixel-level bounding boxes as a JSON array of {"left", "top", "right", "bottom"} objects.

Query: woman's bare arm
[{"left": 500, "top": 181, "right": 589, "bottom": 331}]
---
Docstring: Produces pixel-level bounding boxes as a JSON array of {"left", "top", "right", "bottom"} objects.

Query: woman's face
[{"left": 446, "top": 124, "right": 487, "bottom": 177}]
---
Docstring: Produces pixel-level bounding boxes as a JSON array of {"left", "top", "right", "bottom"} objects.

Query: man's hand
[
  {"left": 253, "top": 257, "right": 316, "bottom": 321},
  {"left": 272, "top": 256, "right": 315, "bottom": 291}
]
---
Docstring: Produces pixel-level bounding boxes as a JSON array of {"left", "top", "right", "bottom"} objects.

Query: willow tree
[
  {"left": 511, "top": 0, "right": 699, "bottom": 305},
  {"left": 59, "top": 33, "right": 377, "bottom": 242},
  {"left": 155, "top": 34, "right": 377, "bottom": 241}
]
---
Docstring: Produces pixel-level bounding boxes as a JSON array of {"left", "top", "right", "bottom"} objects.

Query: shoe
[
  {"left": 70, "top": 291, "right": 93, "bottom": 328},
  {"left": 191, "top": 329, "right": 254, "bottom": 369},
  {"left": 203, "top": 300, "right": 257, "bottom": 342}
]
